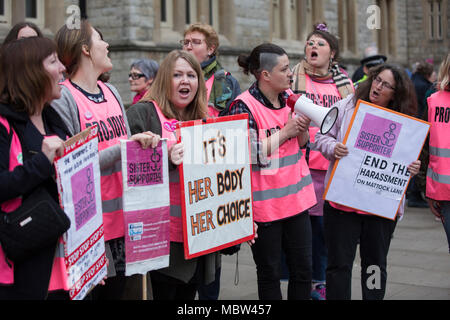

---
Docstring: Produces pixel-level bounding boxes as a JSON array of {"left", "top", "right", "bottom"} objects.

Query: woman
[
  {"left": 291, "top": 22, "right": 354, "bottom": 300},
  {"left": 2, "top": 21, "right": 43, "bottom": 45},
  {"left": 51, "top": 20, "right": 159, "bottom": 300},
  {"left": 127, "top": 50, "right": 220, "bottom": 300},
  {"left": 182, "top": 23, "right": 241, "bottom": 117},
  {"left": 129, "top": 58, "right": 159, "bottom": 105},
  {"left": 315, "top": 64, "right": 421, "bottom": 300},
  {"left": 227, "top": 43, "right": 316, "bottom": 300},
  {"left": 0, "top": 37, "right": 69, "bottom": 299},
  {"left": 420, "top": 53, "right": 450, "bottom": 253}
]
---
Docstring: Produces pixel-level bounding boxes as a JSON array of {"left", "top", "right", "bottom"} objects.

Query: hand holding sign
[
  {"left": 130, "top": 131, "right": 161, "bottom": 150},
  {"left": 334, "top": 142, "right": 349, "bottom": 159}
]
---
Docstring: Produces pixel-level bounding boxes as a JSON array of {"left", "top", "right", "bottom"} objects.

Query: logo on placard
[
  {"left": 71, "top": 164, "right": 97, "bottom": 230},
  {"left": 354, "top": 113, "right": 402, "bottom": 158}
]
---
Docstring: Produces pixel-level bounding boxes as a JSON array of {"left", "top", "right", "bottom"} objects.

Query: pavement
[{"left": 219, "top": 206, "right": 450, "bottom": 300}]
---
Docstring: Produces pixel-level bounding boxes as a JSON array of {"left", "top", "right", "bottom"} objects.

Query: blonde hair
[
  {"left": 184, "top": 23, "right": 219, "bottom": 56},
  {"left": 143, "top": 50, "right": 207, "bottom": 121},
  {"left": 437, "top": 53, "right": 450, "bottom": 91}
]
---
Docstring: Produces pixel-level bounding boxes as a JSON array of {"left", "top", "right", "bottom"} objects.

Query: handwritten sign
[
  {"left": 324, "top": 100, "right": 431, "bottom": 220},
  {"left": 121, "top": 140, "right": 170, "bottom": 276},
  {"left": 55, "top": 126, "right": 107, "bottom": 300},
  {"left": 177, "top": 115, "right": 254, "bottom": 259}
]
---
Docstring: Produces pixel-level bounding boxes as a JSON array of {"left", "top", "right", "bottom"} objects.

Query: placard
[
  {"left": 55, "top": 126, "right": 107, "bottom": 300},
  {"left": 121, "top": 140, "right": 170, "bottom": 276},
  {"left": 324, "top": 100, "right": 431, "bottom": 220},
  {"left": 177, "top": 115, "right": 255, "bottom": 259}
]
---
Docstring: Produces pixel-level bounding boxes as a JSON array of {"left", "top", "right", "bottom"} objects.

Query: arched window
[{"left": 427, "top": 0, "right": 445, "bottom": 40}]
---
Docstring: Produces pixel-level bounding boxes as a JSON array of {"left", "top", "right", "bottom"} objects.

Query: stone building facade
[{"left": 0, "top": 0, "right": 448, "bottom": 105}]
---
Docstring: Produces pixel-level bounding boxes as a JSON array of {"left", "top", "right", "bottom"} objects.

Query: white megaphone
[{"left": 287, "top": 94, "right": 339, "bottom": 134}]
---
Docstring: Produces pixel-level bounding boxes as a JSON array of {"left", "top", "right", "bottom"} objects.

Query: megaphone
[{"left": 287, "top": 94, "right": 339, "bottom": 134}]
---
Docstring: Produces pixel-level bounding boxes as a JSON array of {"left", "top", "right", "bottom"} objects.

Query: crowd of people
[{"left": 0, "top": 19, "right": 448, "bottom": 301}]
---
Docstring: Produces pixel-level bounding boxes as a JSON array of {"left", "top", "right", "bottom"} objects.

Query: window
[
  {"left": 160, "top": 0, "right": 173, "bottom": 29},
  {"left": 0, "top": 0, "right": 11, "bottom": 25},
  {"left": 428, "top": 0, "right": 444, "bottom": 40},
  {"left": 25, "top": 0, "right": 44, "bottom": 26},
  {"left": 338, "top": 0, "right": 357, "bottom": 54},
  {"left": 376, "top": 0, "right": 396, "bottom": 57}
]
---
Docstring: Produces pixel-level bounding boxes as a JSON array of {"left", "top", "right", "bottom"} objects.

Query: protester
[
  {"left": 51, "top": 20, "right": 159, "bottom": 300},
  {"left": 291, "top": 22, "right": 354, "bottom": 300},
  {"left": 315, "top": 64, "right": 421, "bottom": 300},
  {"left": 0, "top": 37, "right": 69, "bottom": 299},
  {"left": 227, "top": 43, "right": 316, "bottom": 300},
  {"left": 126, "top": 50, "right": 224, "bottom": 300},
  {"left": 2, "top": 21, "right": 43, "bottom": 45},
  {"left": 182, "top": 23, "right": 241, "bottom": 118},
  {"left": 181, "top": 22, "right": 241, "bottom": 300},
  {"left": 418, "top": 53, "right": 450, "bottom": 253},
  {"left": 129, "top": 58, "right": 159, "bottom": 105}
]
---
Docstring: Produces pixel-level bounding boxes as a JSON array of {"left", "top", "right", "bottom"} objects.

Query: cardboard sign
[
  {"left": 55, "top": 126, "right": 107, "bottom": 300},
  {"left": 121, "top": 140, "right": 170, "bottom": 276},
  {"left": 177, "top": 115, "right": 255, "bottom": 259},
  {"left": 324, "top": 100, "right": 431, "bottom": 220}
]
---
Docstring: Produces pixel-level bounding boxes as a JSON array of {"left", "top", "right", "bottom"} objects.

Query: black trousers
[
  {"left": 251, "top": 212, "right": 312, "bottom": 300},
  {"left": 323, "top": 201, "right": 397, "bottom": 300}
]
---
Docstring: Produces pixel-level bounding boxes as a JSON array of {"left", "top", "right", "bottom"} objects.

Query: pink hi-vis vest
[
  {"left": 206, "top": 75, "right": 219, "bottom": 118},
  {"left": 238, "top": 90, "right": 317, "bottom": 222},
  {"left": 426, "top": 90, "right": 450, "bottom": 201},
  {"left": 61, "top": 79, "right": 128, "bottom": 241},
  {"left": 152, "top": 101, "right": 183, "bottom": 242},
  {"left": 0, "top": 116, "right": 68, "bottom": 291},
  {"left": 303, "top": 74, "right": 342, "bottom": 171}
]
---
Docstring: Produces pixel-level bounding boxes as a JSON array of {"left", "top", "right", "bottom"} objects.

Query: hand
[
  {"left": 130, "top": 132, "right": 161, "bottom": 149},
  {"left": 426, "top": 199, "right": 443, "bottom": 222},
  {"left": 407, "top": 160, "right": 421, "bottom": 177},
  {"left": 282, "top": 112, "right": 307, "bottom": 139},
  {"left": 334, "top": 142, "right": 349, "bottom": 159},
  {"left": 247, "top": 223, "right": 258, "bottom": 247},
  {"left": 296, "top": 114, "right": 311, "bottom": 133},
  {"left": 41, "top": 136, "right": 65, "bottom": 163},
  {"left": 169, "top": 142, "right": 184, "bottom": 166}
]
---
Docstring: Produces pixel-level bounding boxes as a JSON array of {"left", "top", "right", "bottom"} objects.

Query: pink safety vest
[
  {"left": 0, "top": 116, "right": 68, "bottom": 291},
  {"left": 426, "top": 90, "right": 450, "bottom": 201},
  {"left": 152, "top": 101, "right": 183, "bottom": 242},
  {"left": 303, "top": 74, "right": 342, "bottom": 171},
  {"left": 60, "top": 79, "right": 128, "bottom": 241},
  {"left": 206, "top": 75, "right": 220, "bottom": 118},
  {"left": 238, "top": 90, "right": 317, "bottom": 222}
]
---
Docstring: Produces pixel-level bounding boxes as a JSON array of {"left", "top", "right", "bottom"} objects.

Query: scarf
[{"left": 292, "top": 59, "right": 354, "bottom": 99}]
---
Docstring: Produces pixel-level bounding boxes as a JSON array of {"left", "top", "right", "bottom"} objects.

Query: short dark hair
[
  {"left": 0, "top": 37, "right": 57, "bottom": 114},
  {"left": 355, "top": 64, "right": 418, "bottom": 117},
  {"left": 237, "top": 43, "right": 287, "bottom": 79}
]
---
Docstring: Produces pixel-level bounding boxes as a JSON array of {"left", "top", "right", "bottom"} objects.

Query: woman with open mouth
[
  {"left": 315, "top": 64, "right": 421, "bottom": 300},
  {"left": 291, "top": 22, "right": 355, "bottom": 301},
  {"left": 127, "top": 50, "right": 221, "bottom": 300}
]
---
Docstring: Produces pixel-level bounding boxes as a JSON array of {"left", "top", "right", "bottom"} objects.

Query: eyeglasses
[
  {"left": 179, "top": 39, "right": 204, "bottom": 47},
  {"left": 129, "top": 73, "right": 146, "bottom": 80},
  {"left": 374, "top": 76, "right": 395, "bottom": 91},
  {"left": 306, "top": 40, "right": 328, "bottom": 47}
]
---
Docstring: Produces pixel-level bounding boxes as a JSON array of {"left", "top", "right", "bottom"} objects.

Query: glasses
[
  {"left": 306, "top": 40, "right": 328, "bottom": 47},
  {"left": 374, "top": 76, "right": 395, "bottom": 91},
  {"left": 179, "top": 39, "right": 204, "bottom": 47},
  {"left": 129, "top": 73, "right": 146, "bottom": 80}
]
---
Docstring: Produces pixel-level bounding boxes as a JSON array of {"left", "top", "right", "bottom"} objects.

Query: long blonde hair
[
  {"left": 143, "top": 50, "right": 207, "bottom": 121},
  {"left": 437, "top": 53, "right": 450, "bottom": 91}
]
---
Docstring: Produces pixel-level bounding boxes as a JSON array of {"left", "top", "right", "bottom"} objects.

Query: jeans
[
  {"left": 251, "top": 212, "right": 312, "bottom": 300},
  {"left": 323, "top": 202, "right": 396, "bottom": 300},
  {"left": 310, "top": 215, "right": 327, "bottom": 283},
  {"left": 441, "top": 201, "right": 450, "bottom": 253}
]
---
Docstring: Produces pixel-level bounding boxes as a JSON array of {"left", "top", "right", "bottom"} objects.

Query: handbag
[{"left": 0, "top": 186, "right": 71, "bottom": 263}]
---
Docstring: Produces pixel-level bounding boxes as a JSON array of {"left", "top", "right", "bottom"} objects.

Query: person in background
[
  {"left": 291, "top": 22, "right": 354, "bottom": 300},
  {"left": 129, "top": 59, "right": 159, "bottom": 105},
  {"left": 181, "top": 23, "right": 241, "bottom": 118},
  {"left": 0, "top": 37, "right": 69, "bottom": 300},
  {"left": 127, "top": 50, "right": 222, "bottom": 300},
  {"left": 352, "top": 46, "right": 387, "bottom": 87},
  {"left": 51, "top": 20, "right": 159, "bottom": 300},
  {"left": 315, "top": 64, "right": 421, "bottom": 300},
  {"left": 228, "top": 43, "right": 316, "bottom": 300},
  {"left": 2, "top": 21, "right": 43, "bottom": 45}
]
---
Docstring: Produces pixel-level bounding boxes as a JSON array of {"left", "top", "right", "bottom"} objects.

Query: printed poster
[
  {"left": 324, "top": 100, "right": 431, "bottom": 220},
  {"left": 121, "top": 140, "right": 170, "bottom": 276},
  {"left": 55, "top": 126, "right": 107, "bottom": 300},
  {"left": 177, "top": 115, "right": 255, "bottom": 259}
]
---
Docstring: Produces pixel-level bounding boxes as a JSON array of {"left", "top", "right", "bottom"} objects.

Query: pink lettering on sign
[
  {"left": 354, "top": 113, "right": 402, "bottom": 158},
  {"left": 127, "top": 141, "right": 163, "bottom": 187},
  {"left": 71, "top": 163, "right": 97, "bottom": 231}
]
